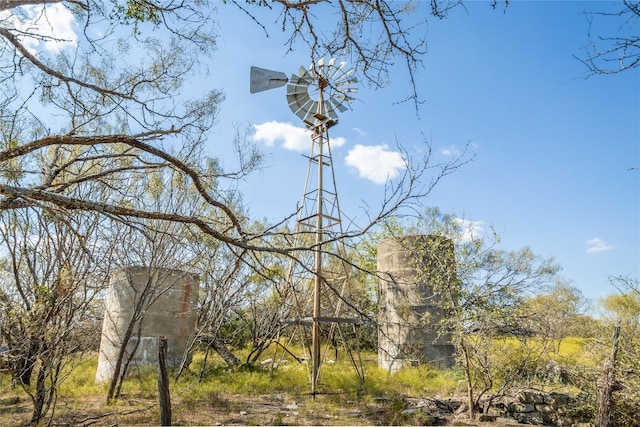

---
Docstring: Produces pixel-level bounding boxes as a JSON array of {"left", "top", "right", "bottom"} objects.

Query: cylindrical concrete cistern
[
  {"left": 377, "top": 235, "right": 456, "bottom": 373},
  {"left": 95, "top": 266, "right": 199, "bottom": 383}
]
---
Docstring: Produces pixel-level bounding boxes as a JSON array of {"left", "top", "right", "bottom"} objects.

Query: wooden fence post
[
  {"left": 158, "top": 336, "right": 171, "bottom": 426},
  {"left": 597, "top": 318, "right": 621, "bottom": 427}
]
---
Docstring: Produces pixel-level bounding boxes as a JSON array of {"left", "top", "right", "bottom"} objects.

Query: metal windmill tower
[{"left": 250, "top": 58, "right": 362, "bottom": 393}]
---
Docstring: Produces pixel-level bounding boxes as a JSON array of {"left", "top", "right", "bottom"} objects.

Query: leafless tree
[{"left": 0, "top": 206, "right": 113, "bottom": 425}]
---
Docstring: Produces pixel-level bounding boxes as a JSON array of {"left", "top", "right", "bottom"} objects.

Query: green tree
[
  {"left": 601, "top": 291, "right": 640, "bottom": 328},
  {"left": 524, "top": 280, "right": 588, "bottom": 350}
]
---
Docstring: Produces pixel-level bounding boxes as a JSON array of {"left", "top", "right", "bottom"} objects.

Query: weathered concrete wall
[
  {"left": 377, "top": 235, "right": 456, "bottom": 372},
  {"left": 95, "top": 266, "right": 199, "bottom": 383}
]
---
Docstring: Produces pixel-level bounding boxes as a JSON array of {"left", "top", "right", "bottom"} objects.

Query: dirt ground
[{"left": 1, "top": 392, "right": 536, "bottom": 426}]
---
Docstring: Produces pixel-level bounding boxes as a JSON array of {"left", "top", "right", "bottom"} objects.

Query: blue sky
[
  {"left": 10, "top": 2, "right": 639, "bottom": 309},
  {"left": 208, "top": 1, "right": 639, "bottom": 308}
]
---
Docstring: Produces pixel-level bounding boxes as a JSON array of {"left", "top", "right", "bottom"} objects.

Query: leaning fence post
[{"left": 158, "top": 336, "right": 171, "bottom": 426}]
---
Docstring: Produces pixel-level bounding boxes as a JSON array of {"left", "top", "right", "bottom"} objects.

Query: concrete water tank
[
  {"left": 95, "top": 266, "right": 199, "bottom": 383},
  {"left": 377, "top": 235, "right": 456, "bottom": 372}
]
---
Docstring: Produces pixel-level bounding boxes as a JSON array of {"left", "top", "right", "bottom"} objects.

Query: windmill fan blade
[
  {"left": 325, "top": 60, "right": 337, "bottom": 82},
  {"left": 288, "top": 93, "right": 314, "bottom": 120},
  {"left": 330, "top": 92, "right": 355, "bottom": 112},
  {"left": 302, "top": 101, "right": 319, "bottom": 123},
  {"left": 288, "top": 74, "right": 312, "bottom": 89},
  {"left": 330, "top": 61, "right": 347, "bottom": 80},
  {"left": 327, "top": 58, "right": 337, "bottom": 76},
  {"left": 332, "top": 67, "right": 355, "bottom": 84},
  {"left": 337, "top": 76, "right": 358, "bottom": 87},
  {"left": 323, "top": 100, "right": 339, "bottom": 120},
  {"left": 299, "top": 66, "right": 312, "bottom": 79},
  {"left": 287, "top": 84, "right": 309, "bottom": 97},
  {"left": 319, "top": 57, "right": 330, "bottom": 80},
  {"left": 330, "top": 98, "right": 349, "bottom": 113},
  {"left": 287, "top": 93, "right": 312, "bottom": 112},
  {"left": 317, "top": 57, "right": 326, "bottom": 77}
]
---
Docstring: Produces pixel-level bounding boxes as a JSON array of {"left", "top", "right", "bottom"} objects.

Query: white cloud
[
  {"left": 252, "top": 121, "right": 346, "bottom": 152},
  {"left": 252, "top": 121, "right": 309, "bottom": 151},
  {"left": 344, "top": 144, "right": 406, "bottom": 184},
  {"left": 329, "top": 136, "right": 347, "bottom": 149},
  {"left": 586, "top": 237, "right": 614, "bottom": 253},
  {"left": 453, "top": 218, "right": 485, "bottom": 243},
  {"left": 440, "top": 145, "right": 462, "bottom": 157},
  {"left": 353, "top": 127, "right": 367, "bottom": 137},
  {"left": 1, "top": 4, "right": 78, "bottom": 53}
]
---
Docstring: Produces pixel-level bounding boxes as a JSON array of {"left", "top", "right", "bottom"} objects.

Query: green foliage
[
  {"left": 357, "top": 216, "right": 407, "bottom": 272},
  {"left": 116, "top": 1, "right": 161, "bottom": 25},
  {"left": 1, "top": 139, "right": 24, "bottom": 182},
  {"left": 601, "top": 292, "right": 640, "bottom": 327}
]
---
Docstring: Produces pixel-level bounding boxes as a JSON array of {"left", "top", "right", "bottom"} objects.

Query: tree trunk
[
  {"left": 158, "top": 336, "right": 171, "bottom": 426},
  {"left": 459, "top": 339, "right": 475, "bottom": 419},
  {"left": 210, "top": 336, "right": 241, "bottom": 367},
  {"left": 106, "top": 312, "right": 137, "bottom": 403},
  {"left": 597, "top": 318, "right": 621, "bottom": 427},
  {"left": 30, "top": 365, "right": 46, "bottom": 426}
]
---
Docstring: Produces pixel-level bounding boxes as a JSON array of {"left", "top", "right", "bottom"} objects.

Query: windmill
[{"left": 250, "top": 58, "right": 362, "bottom": 394}]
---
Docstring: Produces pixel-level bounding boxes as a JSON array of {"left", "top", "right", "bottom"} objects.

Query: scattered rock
[
  {"left": 515, "top": 411, "right": 547, "bottom": 426},
  {"left": 510, "top": 402, "right": 536, "bottom": 413},
  {"left": 518, "top": 390, "right": 545, "bottom": 404},
  {"left": 535, "top": 403, "right": 554, "bottom": 415},
  {"left": 545, "top": 392, "right": 571, "bottom": 406},
  {"left": 454, "top": 402, "right": 468, "bottom": 415}
]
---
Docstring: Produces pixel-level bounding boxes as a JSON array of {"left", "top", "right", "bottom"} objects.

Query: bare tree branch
[{"left": 578, "top": 1, "right": 640, "bottom": 74}]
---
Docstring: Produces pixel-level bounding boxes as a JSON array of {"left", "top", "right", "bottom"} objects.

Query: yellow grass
[{"left": 0, "top": 337, "right": 596, "bottom": 425}]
